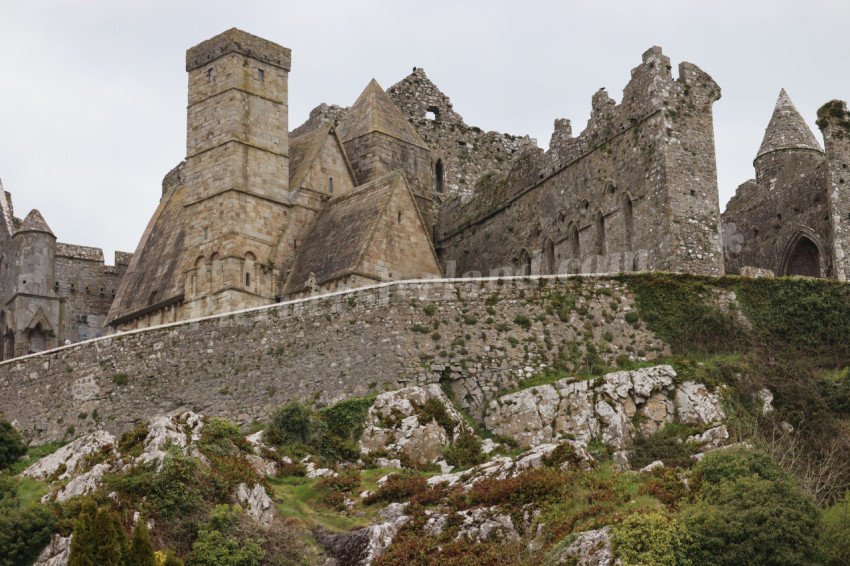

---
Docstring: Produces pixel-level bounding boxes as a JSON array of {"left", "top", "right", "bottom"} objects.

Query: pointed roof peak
[
  {"left": 18, "top": 209, "right": 54, "bottom": 236},
  {"left": 337, "top": 78, "right": 429, "bottom": 150},
  {"left": 756, "top": 89, "right": 823, "bottom": 161}
]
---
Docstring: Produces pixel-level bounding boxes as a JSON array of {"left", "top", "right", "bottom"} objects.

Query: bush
[
  {"left": 443, "top": 431, "right": 484, "bottom": 468},
  {"left": 364, "top": 471, "right": 427, "bottom": 505},
  {"left": 611, "top": 511, "right": 691, "bottom": 566},
  {"left": 190, "top": 505, "right": 265, "bottom": 566},
  {"left": 683, "top": 448, "right": 820, "bottom": 566},
  {"left": 821, "top": 491, "right": 850, "bottom": 566},
  {"left": 513, "top": 315, "right": 532, "bottom": 330},
  {"left": 0, "top": 476, "right": 57, "bottom": 566},
  {"left": 0, "top": 419, "right": 27, "bottom": 471}
]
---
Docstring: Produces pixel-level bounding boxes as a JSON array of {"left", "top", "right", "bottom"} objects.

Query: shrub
[
  {"left": 611, "top": 511, "right": 691, "bottom": 566},
  {"left": 417, "top": 398, "right": 456, "bottom": 431},
  {"left": 513, "top": 315, "right": 532, "bottom": 330},
  {"left": 190, "top": 505, "right": 265, "bottom": 566},
  {"left": 443, "top": 431, "right": 484, "bottom": 468},
  {"left": 821, "top": 490, "right": 850, "bottom": 566},
  {"left": 683, "top": 448, "right": 820, "bottom": 566},
  {"left": 113, "top": 372, "right": 129, "bottom": 385},
  {"left": 0, "top": 419, "right": 27, "bottom": 471},
  {"left": 199, "top": 417, "right": 249, "bottom": 456},
  {"left": 118, "top": 421, "right": 150, "bottom": 459},
  {"left": 266, "top": 400, "right": 318, "bottom": 448},
  {"left": 364, "top": 471, "right": 427, "bottom": 505},
  {"left": 0, "top": 476, "right": 57, "bottom": 566}
]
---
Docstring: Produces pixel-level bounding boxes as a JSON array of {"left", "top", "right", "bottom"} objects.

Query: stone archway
[{"left": 782, "top": 233, "right": 822, "bottom": 277}]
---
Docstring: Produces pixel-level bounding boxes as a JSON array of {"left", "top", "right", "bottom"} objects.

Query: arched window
[
  {"left": 518, "top": 249, "right": 531, "bottom": 276},
  {"left": 542, "top": 238, "right": 555, "bottom": 275},
  {"left": 435, "top": 159, "right": 444, "bottom": 194},
  {"left": 596, "top": 213, "right": 606, "bottom": 257},
  {"left": 569, "top": 225, "right": 580, "bottom": 259}
]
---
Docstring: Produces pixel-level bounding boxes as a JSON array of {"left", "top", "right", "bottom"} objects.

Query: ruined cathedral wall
[
  {"left": 818, "top": 101, "right": 850, "bottom": 281},
  {"left": 55, "top": 245, "right": 129, "bottom": 343},
  {"left": 436, "top": 48, "right": 724, "bottom": 278},
  {"left": 0, "top": 276, "right": 668, "bottom": 444},
  {"left": 387, "top": 69, "right": 538, "bottom": 198}
]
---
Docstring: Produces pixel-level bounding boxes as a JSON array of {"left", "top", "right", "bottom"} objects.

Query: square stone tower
[{"left": 182, "top": 29, "right": 291, "bottom": 317}]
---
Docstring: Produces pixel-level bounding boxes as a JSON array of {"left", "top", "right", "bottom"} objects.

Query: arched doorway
[{"left": 783, "top": 235, "right": 821, "bottom": 277}]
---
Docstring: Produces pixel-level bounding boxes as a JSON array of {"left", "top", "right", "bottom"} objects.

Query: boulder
[
  {"left": 21, "top": 430, "right": 115, "bottom": 481},
  {"left": 315, "top": 514, "right": 410, "bottom": 566},
  {"left": 553, "top": 379, "right": 598, "bottom": 443},
  {"left": 359, "top": 384, "right": 470, "bottom": 465},
  {"left": 136, "top": 412, "right": 204, "bottom": 468},
  {"left": 675, "top": 383, "right": 725, "bottom": 426},
  {"left": 234, "top": 483, "right": 275, "bottom": 528},
  {"left": 48, "top": 462, "right": 111, "bottom": 503},
  {"left": 33, "top": 534, "right": 72, "bottom": 566},
  {"left": 549, "top": 527, "right": 615, "bottom": 565},
  {"left": 484, "top": 384, "right": 560, "bottom": 446}
]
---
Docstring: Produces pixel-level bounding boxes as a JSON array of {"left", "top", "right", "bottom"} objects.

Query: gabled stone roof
[
  {"left": 336, "top": 79, "right": 429, "bottom": 150},
  {"left": 289, "top": 123, "right": 334, "bottom": 191},
  {"left": 18, "top": 209, "right": 54, "bottom": 236},
  {"left": 107, "top": 184, "right": 187, "bottom": 325},
  {"left": 282, "top": 170, "right": 406, "bottom": 295},
  {"left": 756, "top": 89, "right": 823, "bottom": 161}
]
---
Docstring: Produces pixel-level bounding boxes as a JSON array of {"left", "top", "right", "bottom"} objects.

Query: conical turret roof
[
  {"left": 336, "top": 79, "right": 429, "bottom": 150},
  {"left": 756, "top": 89, "right": 823, "bottom": 161},
  {"left": 18, "top": 209, "right": 54, "bottom": 236}
]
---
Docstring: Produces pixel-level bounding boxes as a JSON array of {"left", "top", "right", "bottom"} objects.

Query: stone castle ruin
[{"left": 1, "top": 28, "right": 849, "bottom": 358}]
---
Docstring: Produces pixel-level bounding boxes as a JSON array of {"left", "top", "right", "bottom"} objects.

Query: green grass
[
  {"left": 16, "top": 477, "right": 50, "bottom": 505},
  {"left": 9, "top": 441, "right": 65, "bottom": 475},
  {"left": 269, "top": 475, "right": 371, "bottom": 532}
]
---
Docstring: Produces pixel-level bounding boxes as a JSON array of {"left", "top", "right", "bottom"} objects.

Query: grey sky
[{"left": 1, "top": 0, "right": 848, "bottom": 263}]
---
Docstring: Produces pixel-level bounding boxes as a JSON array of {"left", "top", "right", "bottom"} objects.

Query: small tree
[
  {"left": 126, "top": 521, "right": 156, "bottom": 566},
  {"left": 0, "top": 419, "right": 27, "bottom": 470},
  {"left": 68, "top": 502, "right": 127, "bottom": 566}
]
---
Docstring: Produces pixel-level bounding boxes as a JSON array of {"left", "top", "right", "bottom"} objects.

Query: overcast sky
[{"left": 1, "top": 0, "right": 848, "bottom": 263}]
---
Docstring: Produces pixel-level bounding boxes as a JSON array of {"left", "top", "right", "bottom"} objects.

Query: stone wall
[{"left": 0, "top": 275, "right": 668, "bottom": 444}]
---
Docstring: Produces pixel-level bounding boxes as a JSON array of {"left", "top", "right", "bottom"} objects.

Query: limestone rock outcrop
[
  {"left": 21, "top": 430, "right": 115, "bottom": 481},
  {"left": 359, "top": 384, "right": 472, "bottom": 464},
  {"left": 485, "top": 366, "right": 725, "bottom": 452}
]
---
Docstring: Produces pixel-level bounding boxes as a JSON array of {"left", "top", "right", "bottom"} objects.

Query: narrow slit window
[
  {"left": 207, "top": 68, "right": 213, "bottom": 83},
  {"left": 258, "top": 69, "right": 264, "bottom": 82},
  {"left": 329, "top": 177, "right": 333, "bottom": 194},
  {"left": 246, "top": 272, "right": 251, "bottom": 286},
  {"left": 293, "top": 239, "right": 297, "bottom": 249},
  {"left": 398, "top": 211, "right": 402, "bottom": 224}
]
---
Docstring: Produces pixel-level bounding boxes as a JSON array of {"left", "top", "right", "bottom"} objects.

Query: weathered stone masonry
[{"left": 0, "top": 276, "right": 668, "bottom": 443}]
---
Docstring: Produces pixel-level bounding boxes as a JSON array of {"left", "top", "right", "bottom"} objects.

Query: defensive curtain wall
[{"left": 0, "top": 275, "right": 671, "bottom": 444}]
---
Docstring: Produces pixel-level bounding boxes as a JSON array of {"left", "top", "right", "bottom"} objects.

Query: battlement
[{"left": 185, "top": 28, "right": 291, "bottom": 72}]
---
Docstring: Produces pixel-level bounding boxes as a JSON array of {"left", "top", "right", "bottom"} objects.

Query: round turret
[{"left": 13, "top": 209, "right": 56, "bottom": 295}]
